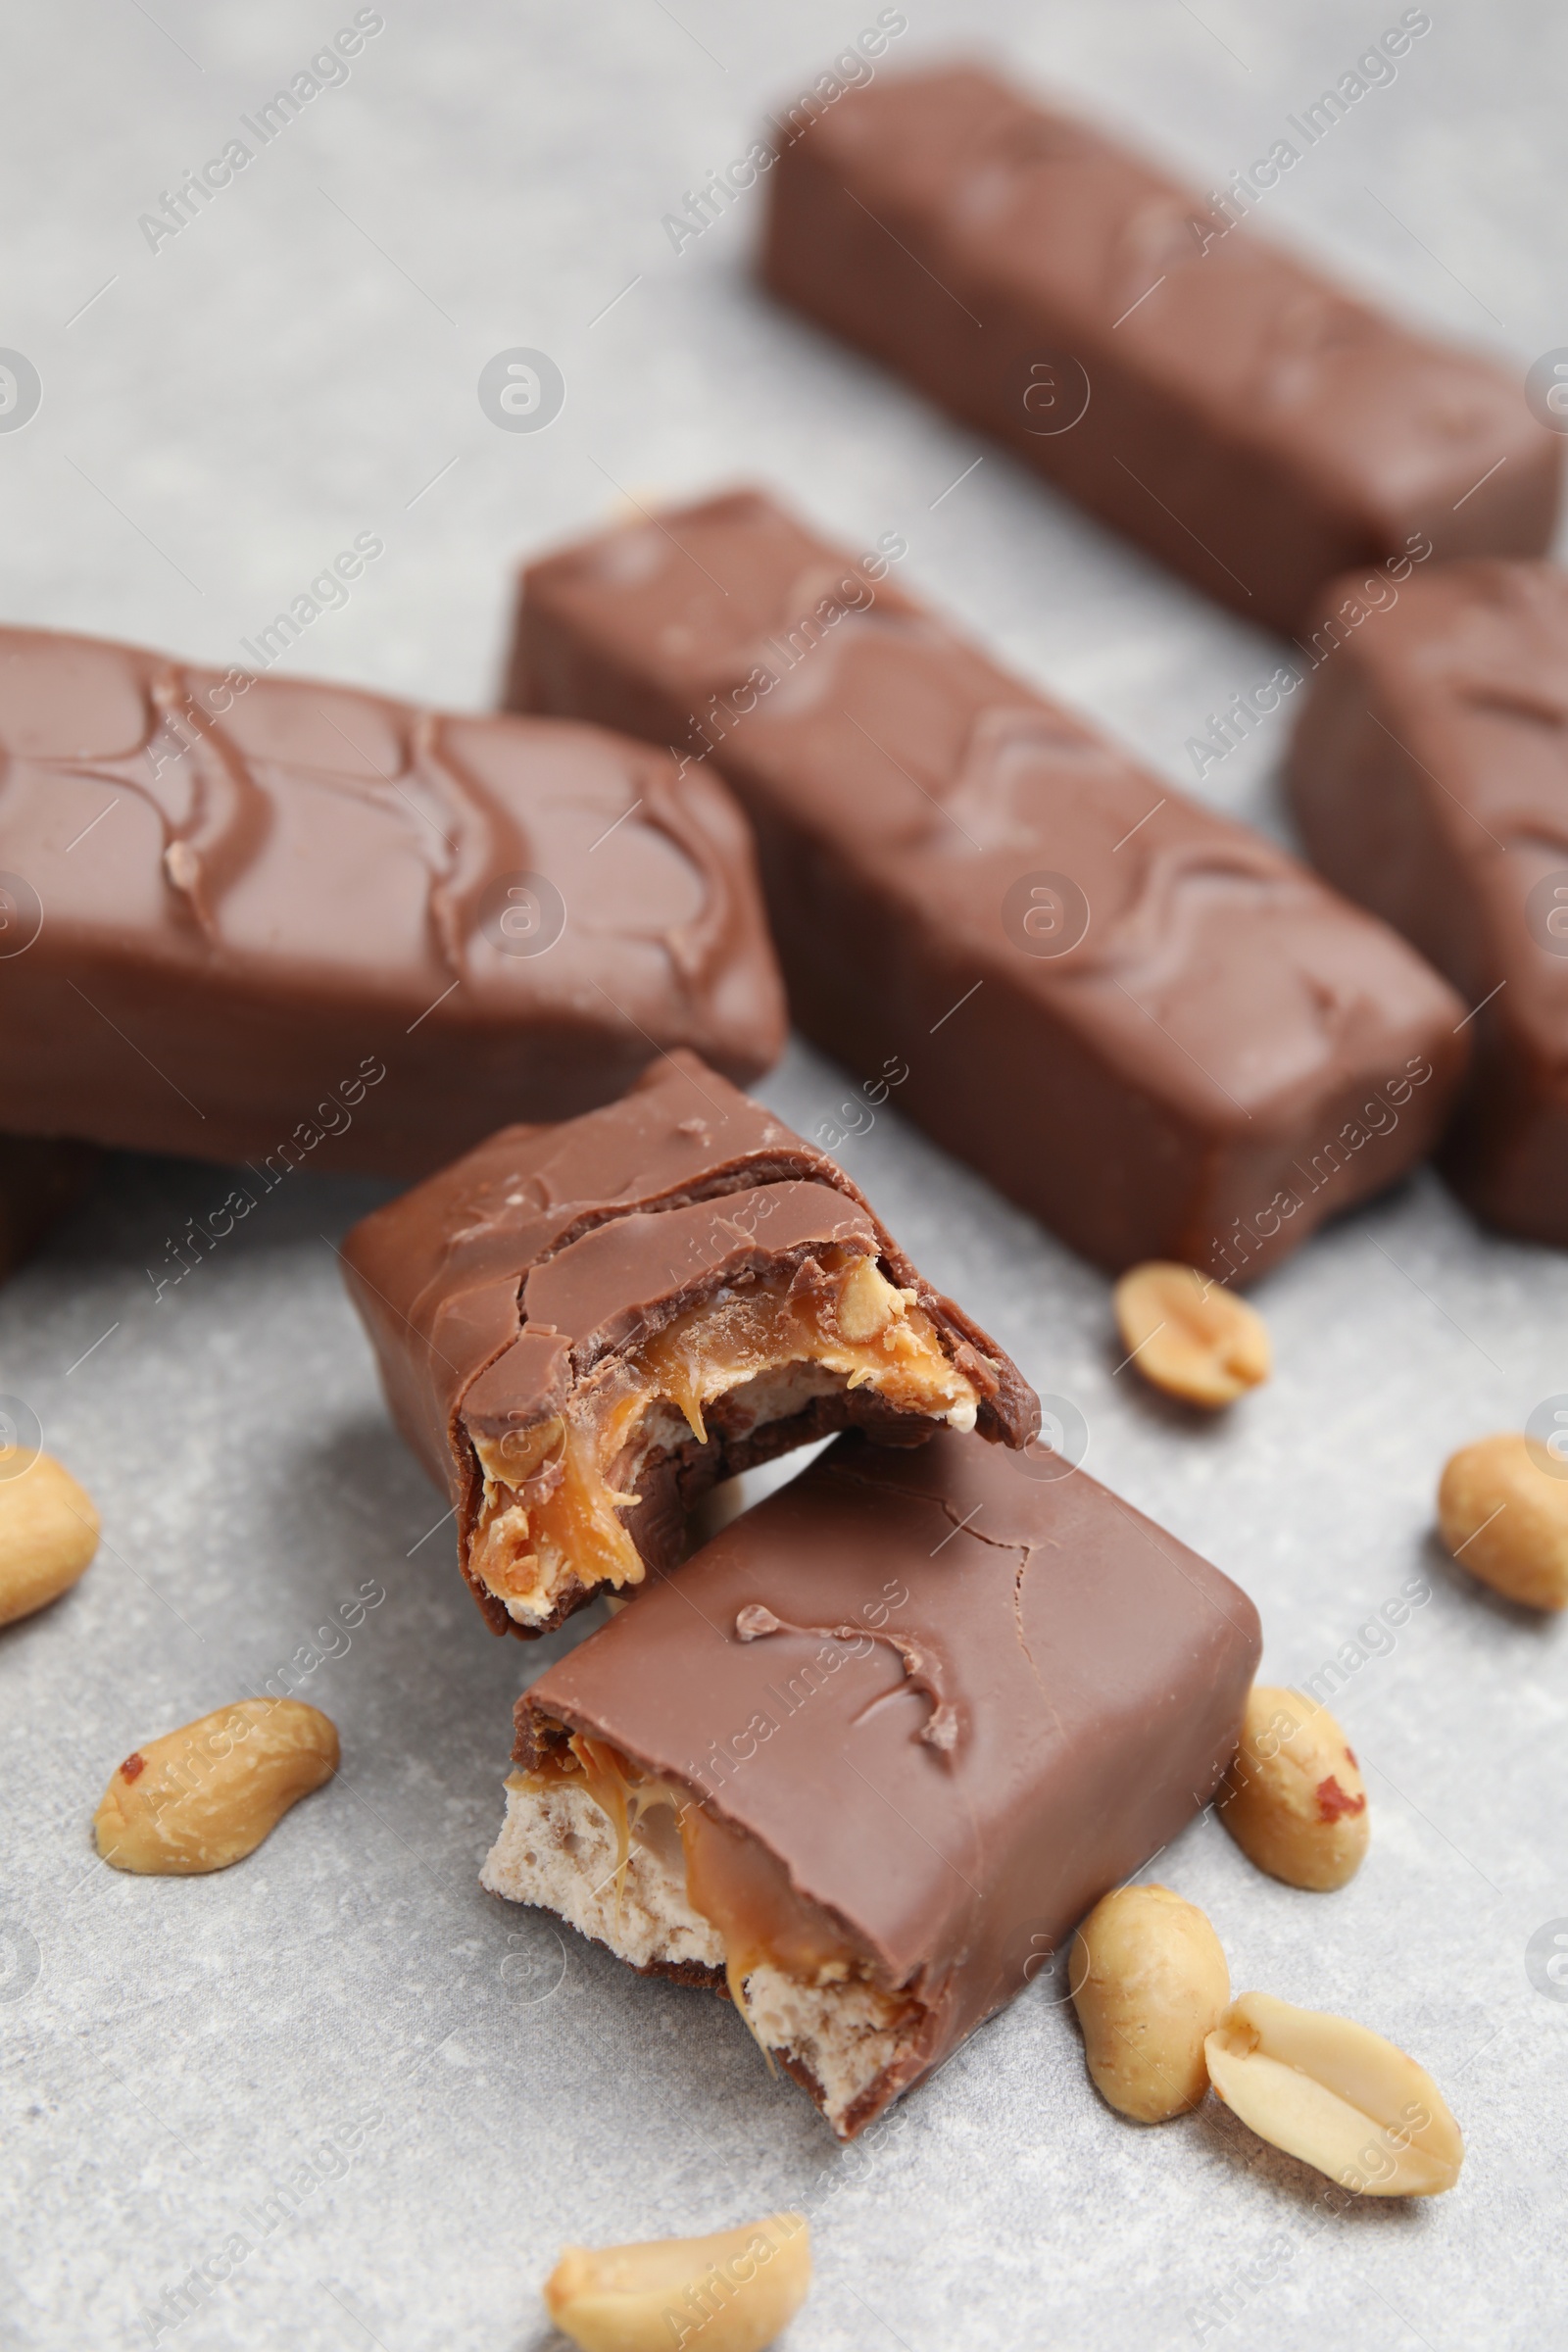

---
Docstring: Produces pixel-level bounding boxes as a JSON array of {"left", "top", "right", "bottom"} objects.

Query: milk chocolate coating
[
  {"left": 1288, "top": 560, "right": 1568, "bottom": 1245},
  {"left": 0, "top": 625, "right": 784, "bottom": 1175},
  {"left": 516, "top": 1428, "right": 1261, "bottom": 2137},
  {"left": 758, "top": 64, "right": 1559, "bottom": 633},
  {"left": 0, "top": 1137, "right": 98, "bottom": 1285},
  {"left": 341, "top": 1053, "right": 1037, "bottom": 1635},
  {"left": 509, "top": 486, "right": 1469, "bottom": 1282}
]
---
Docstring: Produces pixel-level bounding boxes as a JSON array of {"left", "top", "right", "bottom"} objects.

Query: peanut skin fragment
[
  {"left": 1205, "top": 1991, "right": 1463, "bottom": 2196},
  {"left": 1438, "top": 1433, "right": 1568, "bottom": 1611},
  {"left": 1113, "top": 1262, "right": 1270, "bottom": 1408},
  {"left": 0, "top": 1453, "right": 100, "bottom": 1627},
  {"left": 93, "top": 1699, "right": 339, "bottom": 1875},
  {"left": 545, "top": 2213, "right": 810, "bottom": 2352},
  {"left": 1219, "top": 1687, "right": 1369, "bottom": 1891},
  {"left": 1071, "top": 1884, "right": 1230, "bottom": 2123}
]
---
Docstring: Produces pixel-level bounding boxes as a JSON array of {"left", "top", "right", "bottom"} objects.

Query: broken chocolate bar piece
[
  {"left": 486, "top": 1428, "right": 1261, "bottom": 2139},
  {"left": 0, "top": 625, "right": 784, "bottom": 1175},
  {"left": 341, "top": 1054, "right": 1036, "bottom": 1636},
  {"left": 758, "top": 64, "right": 1560, "bottom": 633},
  {"left": 510, "top": 487, "right": 1469, "bottom": 1282},
  {"left": 1287, "top": 559, "right": 1568, "bottom": 1246},
  {"left": 0, "top": 1136, "right": 98, "bottom": 1285}
]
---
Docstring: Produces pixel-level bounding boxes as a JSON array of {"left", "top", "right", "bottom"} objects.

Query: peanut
[
  {"left": 1070, "top": 1884, "right": 1230, "bottom": 2123},
  {"left": 1219, "top": 1687, "right": 1368, "bottom": 1891},
  {"left": 1113, "top": 1262, "right": 1270, "bottom": 1407},
  {"left": 835, "top": 1255, "right": 903, "bottom": 1343},
  {"left": 1205, "top": 1990, "right": 1463, "bottom": 2196},
  {"left": 93, "top": 1699, "right": 339, "bottom": 1875},
  {"left": 545, "top": 2212, "right": 810, "bottom": 2352},
  {"left": 1438, "top": 1433, "right": 1568, "bottom": 1610},
  {"left": 0, "top": 1453, "right": 99, "bottom": 1627}
]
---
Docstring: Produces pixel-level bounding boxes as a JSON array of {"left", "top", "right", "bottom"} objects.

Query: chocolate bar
[
  {"left": 758, "top": 64, "right": 1560, "bottom": 633},
  {"left": 0, "top": 625, "right": 784, "bottom": 1176},
  {"left": 0, "top": 1136, "right": 98, "bottom": 1284},
  {"left": 509, "top": 487, "right": 1469, "bottom": 1283},
  {"left": 486, "top": 1428, "right": 1261, "bottom": 2138},
  {"left": 341, "top": 1054, "right": 1036, "bottom": 1636},
  {"left": 1287, "top": 559, "right": 1568, "bottom": 1245}
]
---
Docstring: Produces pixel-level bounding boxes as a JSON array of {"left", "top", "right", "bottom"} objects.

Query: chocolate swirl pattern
[
  {"left": 514, "top": 485, "right": 1468, "bottom": 1277},
  {"left": 0, "top": 623, "right": 785, "bottom": 1174},
  {"left": 409, "top": 712, "right": 537, "bottom": 978}
]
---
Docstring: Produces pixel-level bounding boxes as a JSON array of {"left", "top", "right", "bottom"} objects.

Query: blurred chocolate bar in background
[
  {"left": 759, "top": 63, "right": 1559, "bottom": 632},
  {"left": 1289, "top": 560, "right": 1568, "bottom": 1246}
]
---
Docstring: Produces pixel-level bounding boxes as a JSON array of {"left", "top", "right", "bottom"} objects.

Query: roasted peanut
[
  {"left": 0, "top": 1453, "right": 99, "bottom": 1627},
  {"left": 1205, "top": 1990, "right": 1462, "bottom": 2196},
  {"left": 93, "top": 1699, "right": 339, "bottom": 1874},
  {"left": 1220, "top": 1687, "right": 1368, "bottom": 1890},
  {"left": 1113, "top": 1263, "right": 1270, "bottom": 1407},
  {"left": 1070, "top": 1884, "right": 1230, "bottom": 2123},
  {"left": 836, "top": 1255, "right": 904, "bottom": 1342},
  {"left": 545, "top": 2212, "right": 810, "bottom": 2352},
  {"left": 1438, "top": 1434, "right": 1568, "bottom": 1610}
]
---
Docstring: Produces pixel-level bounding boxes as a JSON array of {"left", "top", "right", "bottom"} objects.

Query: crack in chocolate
[
  {"left": 1009, "top": 1548, "right": 1064, "bottom": 1740},
  {"left": 824, "top": 1460, "right": 1032, "bottom": 1554},
  {"left": 797, "top": 1460, "right": 1066, "bottom": 1756},
  {"left": 735, "top": 1602, "right": 959, "bottom": 1753}
]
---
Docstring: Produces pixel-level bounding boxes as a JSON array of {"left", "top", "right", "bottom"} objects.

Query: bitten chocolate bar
[
  {"left": 0, "top": 625, "right": 784, "bottom": 1175},
  {"left": 758, "top": 63, "right": 1560, "bottom": 633},
  {"left": 509, "top": 487, "right": 1468, "bottom": 1282},
  {"left": 341, "top": 1054, "right": 1036, "bottom": 1637},
  {"left": 1288, "top": 560, "right": 1568, "bottom": 1246},
  {"left": 486, "top": 1428, "right": 1261, "bottom": 2138}
]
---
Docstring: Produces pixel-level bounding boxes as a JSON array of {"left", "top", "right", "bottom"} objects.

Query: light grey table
[{"left": 3, "top": 3, "right": 1567, "bottom": 2345}]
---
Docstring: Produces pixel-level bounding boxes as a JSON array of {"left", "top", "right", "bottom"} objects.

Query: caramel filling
[
  {"left": 468, "top": 1248, "right": 977, "bottom": 1623},
  {"left": 527, "top": 1734, "right": 892, "bottom": 2050}
]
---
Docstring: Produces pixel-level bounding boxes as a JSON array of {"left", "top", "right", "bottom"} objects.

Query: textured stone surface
[{"left": 3, "top": 3, "right": 1566, "bottom": 2347}]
